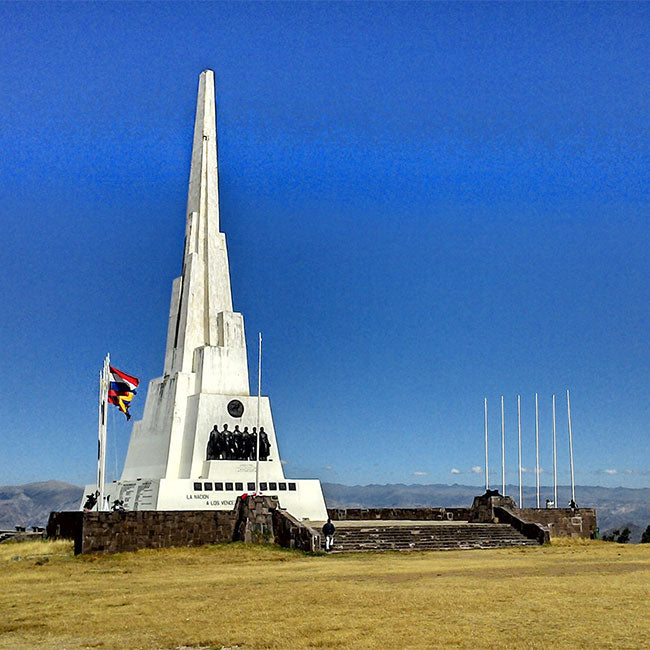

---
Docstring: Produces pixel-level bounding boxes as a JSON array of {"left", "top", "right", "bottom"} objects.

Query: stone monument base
[
  {"left": 82, "top": 476, "right": 327, "bottom": 521},
  {"left": 50, "top": 496, "right": 321, "bottom": 555}
]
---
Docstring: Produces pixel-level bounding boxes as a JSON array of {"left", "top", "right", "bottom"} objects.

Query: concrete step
[{"left": 321, "top": 522, "right": 540, "bottom": 553}]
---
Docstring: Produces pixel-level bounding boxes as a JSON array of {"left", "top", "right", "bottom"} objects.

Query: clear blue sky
[{"left": 0, "top": 2, "right": 648, "bottom": 491}]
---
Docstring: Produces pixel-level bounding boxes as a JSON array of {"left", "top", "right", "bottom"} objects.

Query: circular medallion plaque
[{"left": 227, "top": 399, "right": 244, "bottom": 418}]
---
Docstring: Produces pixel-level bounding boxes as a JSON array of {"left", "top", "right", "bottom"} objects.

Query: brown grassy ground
[{"left": 0, "top": 538, "right": 648, "bottom": 650}]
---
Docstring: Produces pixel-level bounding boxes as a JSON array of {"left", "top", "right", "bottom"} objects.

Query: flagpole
[
  {"left": 255, "top": 333, "right": 262, "bottom": 493},
  {"left": 552, "top": 394, "right": 557, "bottom": 508},
  {"left": 535, "top": 392, "right": 540, "bottom": 508},
  {"left": 567, "top": 389, "right": 575, "bottom": 504},
  {"left": 517, "top": 394, "right": 522, "bottom": 508},
  {"left": 97, "top": 353, "right": 109, "bottom": 511},
  {"left": 484, "top": 398, "right": 489, "bottom": 491},
  {"left": 101, "top": 353, "right": 109, "bottom": 510},
  {"left": 96, "top": 368, "right": 102, "bottom": 509},
  {"left": 500, "top": 395, "right": 505, "bottom": 496}
]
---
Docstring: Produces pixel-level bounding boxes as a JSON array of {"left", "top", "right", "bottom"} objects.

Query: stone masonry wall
[
  {"left": 469, "top": 493, "right": 519, "bottom": 523},
  {"left": 517, "top": 508, "right": 597, "bottom": 539},
  {"left": 493, "top": 507, "right": 550, "bottom": 545},
  {"left": 47, "top": 496, "right": 319, "bottom": 555},
  {"left": 234, "top": 495, "right": 277, "bottom": 544},
  {"left": 47, "top": 499, "right": 597, "bottom": 553},
  {"left": 469, "top": 491, "right": 596, "bottom": 540},
  {"left": 273, "top": 508, "right": 321, "bottom": 552},
  {"left": 80, "top": 510, "right": 238, "bottom": 554},
  {"left": 327, "top": 507, "right": 471, "bottom": 521}
]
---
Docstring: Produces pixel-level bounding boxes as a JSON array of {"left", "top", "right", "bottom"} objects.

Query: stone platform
[
  {"left": 314, "top": 492, "right": 597, "bottom": 552},
  {"left": 49, "top": 491, "right": 595, "bottom": 555},
  {"left": 316, "top": 520, "right": 541, "bottom": 553}
]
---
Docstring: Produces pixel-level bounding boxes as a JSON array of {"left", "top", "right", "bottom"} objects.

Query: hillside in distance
[{"left": 0, "top": 481, "right": 83, "bottom": 530}]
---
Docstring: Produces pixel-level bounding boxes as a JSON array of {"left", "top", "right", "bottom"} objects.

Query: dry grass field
[{"left": 1, "top": 538, "right": 648, "bottom": 650}]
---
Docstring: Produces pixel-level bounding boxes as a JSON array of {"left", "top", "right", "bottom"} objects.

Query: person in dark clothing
[{"left": 322, "top": 518, "right": 335, "bottom": 552}]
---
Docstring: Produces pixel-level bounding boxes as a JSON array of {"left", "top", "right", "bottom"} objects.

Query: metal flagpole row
[{"left": 482, "top": 391, "right": 576, "bottom": 510}]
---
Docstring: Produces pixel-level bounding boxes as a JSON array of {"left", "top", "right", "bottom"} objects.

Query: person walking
[{"left": 322, "top": 518, "right": 336, "bottom": 552}]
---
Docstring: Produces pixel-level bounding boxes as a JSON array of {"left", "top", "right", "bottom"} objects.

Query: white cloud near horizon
[
  {"left": 597, "top": 468, "right": 649, "bottom": 476},
  {"left": 413, "top": 471, "right": 428, "bottom": 476},
  {"left": 450, "top": 468, "right": 461, "bottom": 475},
  {"left": 521, "top": 467, "right": 546, "bottom": 474},
  {"left": 470, "top": 466, "right": 482, "bottom": 474}
]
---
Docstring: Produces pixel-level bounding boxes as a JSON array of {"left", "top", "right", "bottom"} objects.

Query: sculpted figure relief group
[{"left": 206, "top": 424, "right": 271, "bottom": 461}]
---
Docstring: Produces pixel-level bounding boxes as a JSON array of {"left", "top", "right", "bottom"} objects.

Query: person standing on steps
[{"left": 322, "top": 518, "right": 336, "bottom": 552}]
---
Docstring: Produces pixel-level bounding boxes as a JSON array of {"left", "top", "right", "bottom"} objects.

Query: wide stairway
[{"left": 321, "top": 521, "right": 540, "bottom": 553}]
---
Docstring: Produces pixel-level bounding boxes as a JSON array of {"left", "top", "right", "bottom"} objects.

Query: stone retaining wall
[
  {"left": 47, "top": 498, "right": 597, "bottom": 554},
  {"left": 327, "top": 507, "right": 471, "bottom": 521},
  {"left": 79, "top": 509, "right": 238, "bottom": 554},
  {"left": 468, "top": 491, "right": 597, "bottom": 539},
  {"left": 47, "top": 496, "right": 319, "bottom": 555},
  {"left": 273, "top": 508, "right": 321, "bottom": 552},
  {"left": 493, "top": 507, "right": 550, "bottom": 545},
  {"left": 469, "top": 493, "right": 519, "bottom": 523},
  {"left": 516, "top": 508, "right": 597, "bottom": 539}
]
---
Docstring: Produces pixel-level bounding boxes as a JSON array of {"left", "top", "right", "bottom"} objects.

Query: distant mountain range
[
  {"left": 0, "top": 481, "right": 83, "bottom": 530},
  {"left": 1, "top": 480, "right": 648, "bottom": 542},
  {"left": 321, "top": 482, "right": 650, "bottom": 541}
]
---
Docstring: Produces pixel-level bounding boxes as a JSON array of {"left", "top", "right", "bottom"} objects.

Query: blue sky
[{"left": 0, "top": 2, "right": 648, "bottom": 492}]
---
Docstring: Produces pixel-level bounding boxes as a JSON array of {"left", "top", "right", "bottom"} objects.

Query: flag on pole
[{"left": 108, "top": 366, "right": 139, "bottom": 420}]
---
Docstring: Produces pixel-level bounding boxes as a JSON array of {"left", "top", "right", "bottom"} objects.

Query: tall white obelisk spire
[
  {"left": 187, "top": 69, "right": 221, "bottom": 229},
  {"left": 122, "top": 68, "right": 251, "bottom": 480},
  {"left": 163, "top": 70, "right": 244, "bottom": 381},
  {"left": 101, "top": 71, "right": 327, "bottom": 521}
]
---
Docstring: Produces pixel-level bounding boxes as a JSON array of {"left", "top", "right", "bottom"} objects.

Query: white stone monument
[{"left": 85, "top": 70, "right": 327, "bottom": 521}]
